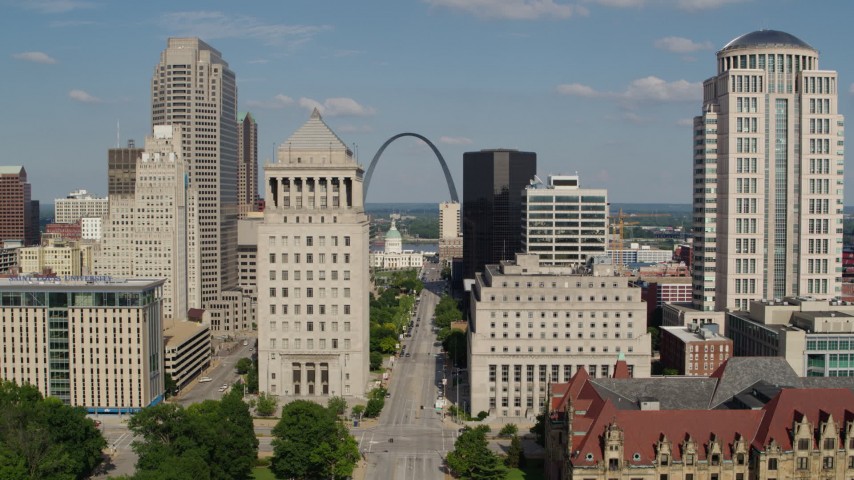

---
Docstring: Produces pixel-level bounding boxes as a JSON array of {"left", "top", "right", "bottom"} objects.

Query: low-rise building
[
  {"left": 662, "top": 302, "right": 727, "bottom": 335},
  {"left": 0, "top": 275, "right": 165, "bottom": 413},
  {"left": 636, "top": 275, "right": 692, "bottom": 324},
  {"left": 369, "top": 220, "right": 427, "bottom": 270},
  {"left": 45, "top": 222, "right": 82, "bottom": 241},
  {"left": 727, "top": 296, "right": 854, "bottom": 377},
  {"left": 54, "top": 189, "right": 108, "bottom": 224},
  {"left": 660, "top": 324, "right": 732, "bottom": 375},
  {"left": 163, "top": 320, "right": 211, "bottom": 390},
  {"left": 19, "top": 237, "right": 90, "bottom": 276},
  {"left": 468, "top": 253, "right": 652, "bottom": 421},
  {"left": 544, "top": 357, "right": 854, "bottom": 480}
]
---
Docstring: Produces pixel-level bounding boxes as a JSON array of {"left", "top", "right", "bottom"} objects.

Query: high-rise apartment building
[
  {"left": 692, "top": 30, "right": 844, "bottom": 311},
  {"left": 152, "top": 37, "right": 238, "bottom": 307},
  {"left": 258, "top": 109, "right": 370, "bottom": 397},
  {"left": 439, "top": 201, "right": 462, "bottom": 266},
  {"left": 462, "top": 149, "right": 536, "bottom": 280},
  {"left": 54, "top": 189, "right": 108, "bottom": 224},
  {"left": 0, "top": 276, "right": 165, "bottom": 412},
  {"left": 238, "top": 112, "right": 259, "bottom": 219},
  {"left": 0, "top": 166, "right": 39, "bottom": 246},
  {"left": 97, "top": 126, "right": 190, "bottom": 320},
  {"left": 522, "top": 175, "right": 607, "bottom": 268}
]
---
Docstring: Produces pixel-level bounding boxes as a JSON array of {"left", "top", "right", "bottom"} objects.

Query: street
[{"left": 363, "top": 262, "right": 460, "bottom": 480}]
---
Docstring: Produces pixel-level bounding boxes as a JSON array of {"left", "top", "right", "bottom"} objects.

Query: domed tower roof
[
  {"left": 720, "top": 30, "right": 814, "bottom": 53},
  {"left": 385, "top": 220, "right": 402, "bottom": 240}
]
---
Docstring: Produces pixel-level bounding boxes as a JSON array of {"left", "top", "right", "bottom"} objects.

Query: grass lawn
[
  {"left": 251, "top": 466, "right": 276, "bottom": 479},
  {"left": 505, "top": 464, "right": 545, "bottom": 480}
]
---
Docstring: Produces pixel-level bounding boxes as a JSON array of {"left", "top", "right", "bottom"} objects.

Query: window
[
  {"left": 822, "top": 456, "right": 833, "bottom": 469},
  {"left": 767, "top": 458, "right": 777, "bottom": 470},
  {"left": 798, "top": 438, "right": 810, "bottom": 450},
  {"left": 796, "top": 457, "right": 808, "bottom": 470},
  {"left": 685, "top": 454, "right": 694, "bottom": 466},
  {"left": 823, "top": 438, "right": 835, "bottom": 450}
]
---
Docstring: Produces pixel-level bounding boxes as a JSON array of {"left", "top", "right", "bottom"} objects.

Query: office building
[
  {"left": 606, "top": 243, "right": 673, "bottom": 266},
  {"left": 660, "top": 324, "right": 732, "bottom": 376},
  {"left": 97, "top": 126, "right": 190, "bottom": 320},
  {"left": 108, "top": 140, "right": 142, "bottom": 196},
  {"left": 691, "top": 30, "right": 844, "bottom": 311},
  {"left": 0, "top": 166, "right": 39, "bottom": 246},
  {"left": 439, "top": 201, "right": 462, "bottom": 265},
  {"left": 54, "top": 189, "right": 108, "bottom": 224},
  {"left": 152, "top": 37, "right": 238, "bottom": 307},
  {"left": 19, "top": 237, "right": 91, "bottom": 276},
  {"left": 522, "top": 175, "right": 607, "bottom": 268},
  {"left": 637, "top": 276, "right": 693, "bottom": 322},
  {"left": 726, "top": 296, "right": 854, "bottom": 377},
  {"left": 238, "top": 216, "right": 262, "bottom": 327},
  {"left": 81, "top": 217, "right": 102, "bottom": 241},
  {"left": 0, "top": 276, "right": 165, "bottom": 412},
  {"left": 462, "top": 149, "right": 536, "bottom": 280},
  {"left": 258, "top": 109, "right": 370, "bottom": 397},
  {"left": 0, "top": 243, "right": 18, "bottom": 273},
  {"left": 45, "top": 221, "right": 82, "bottom": 241},
  {"left": 238, "top": 112, "right": 259, "bottom": 219},
  {"left": 468, "top": 253, "right": 652, "bottom": 420},
  {"left": 543, "top": 357, "right": 854, "bottom": 480}
]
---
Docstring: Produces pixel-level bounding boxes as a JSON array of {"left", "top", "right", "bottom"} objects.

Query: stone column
[{"left": 340, "top": 177, "right": 349, "bottom": 208}]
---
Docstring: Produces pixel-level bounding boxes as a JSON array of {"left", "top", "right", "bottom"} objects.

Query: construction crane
[{"left": 608, "top": 209, "right": 672, "bottom": 274}]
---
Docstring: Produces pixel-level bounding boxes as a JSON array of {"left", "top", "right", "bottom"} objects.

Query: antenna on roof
[{"left": 116, "top": 120, "right": 120, "bottom": 148}]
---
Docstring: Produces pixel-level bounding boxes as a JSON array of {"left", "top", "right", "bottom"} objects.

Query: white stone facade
[
  {"left": 54, "top": 190, "right": 108, "bottom": 224},
  {"left": 81, "top": 217, "right": 102, "bottom": 241},
  {"left": 258, "top": 110, "right": 370, "bottom": 398},
  {"left": 468, "top": 254, "right": 652, "bottom": 420},
  {"left": 692, "top": 31, "right": 844, "bottom": 311}
]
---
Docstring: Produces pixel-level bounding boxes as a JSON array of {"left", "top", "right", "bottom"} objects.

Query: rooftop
[
  {"left": 164, "top": 320, "right": 210, "bottom": 348},
  {"left": 277, "top": 108, "right": 351, "bottom": 157},
  {"left": 720, "top": 29, "right": 814, "bottom": 53}
]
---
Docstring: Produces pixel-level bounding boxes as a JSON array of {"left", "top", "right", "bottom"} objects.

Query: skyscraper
[
  {"left": 462, "top": 149, "right": 536, "bottom": 279},
  {"left": 0, "top": 166, "right": 39, "bottom": 246},
  {"left": 96, "top": 126, "right": 190, "bottom": 320},
  {"left": 238, "top": 112, "right": 259, "bottom": 219},
  {"left": 258, "top": 109, "right": 370, "bottom": 397},
  {"left": 152, "top": 38, "right": 238, "bottom": 308},
  {"left": 692, "top": 30, "right": 844, "bottom": 311}
]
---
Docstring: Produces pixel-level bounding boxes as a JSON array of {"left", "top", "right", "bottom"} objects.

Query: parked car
[{"left": 199, "top": 376, "right": 212, "bottom": 383}]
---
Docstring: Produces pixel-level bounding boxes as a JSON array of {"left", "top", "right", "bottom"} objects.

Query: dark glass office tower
[{"left": 462, "top": 149, "right": 537, "bottom": 279}]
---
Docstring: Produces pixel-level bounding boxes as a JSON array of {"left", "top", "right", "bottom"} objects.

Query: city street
[{"left": 363, "top": 263, "right": 460, "bottom": 480}]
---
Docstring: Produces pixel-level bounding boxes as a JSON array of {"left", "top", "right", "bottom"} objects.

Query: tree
[
  {"left": 443, "top": 329, "right": 467, "bottom": 368},
  {"left": 128, "top": 389, "right": 258, "bottom": 480},
  {"left": 369, "top": 352, "right": 383, "bottom": 371},
  {"left": 378, "top": 337, "right": 398, "bottom": 354},
  {"left": 327, "top": 396, "right": 347, "bottom": 417},
  {"left": 271, "top": 400, "right": 359, "bottom": 480},
  {"left": 648, "top": 326, "right": 660, "bottom": 352},
  {"left": 256, "top": 392, "right": 278, "bottom": 417},
  {"left": 498, "top": 423, "right": 518, "bottom": 437},
  {"left": 505, "top": 435, "right": 523, "bottom": 468},
  {"left": 0, "top": 380, "right": 106, "bottom": 480},
  {"left": 446, "top": 425, "right": 507, "bottom": 480},
  {"left": 236, "top": 357, "right": 253, "bottom": 374},
  {"left": 164, "top": 372, "right": 177, "bottom": 398},
  {"left": 530, "top": 414, "right": 545, "bottom": 446},
  {"left": 364, "top": 398, "right": 384, "bottom": 418},
  {"left": 351, "top": 405, "right": 365, "bottom": 419},
  {"left": 246, "top": 359, "right": 259, "bottom": 394}
]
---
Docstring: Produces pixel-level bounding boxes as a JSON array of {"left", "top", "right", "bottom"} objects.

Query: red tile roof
[{"left": 752, "top": 388, "right": 854, "bottom": 451}]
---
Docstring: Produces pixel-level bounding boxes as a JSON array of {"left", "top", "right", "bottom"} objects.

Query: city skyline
[{"left": 3, "top": 1, "right": 854, "bottom": 205}]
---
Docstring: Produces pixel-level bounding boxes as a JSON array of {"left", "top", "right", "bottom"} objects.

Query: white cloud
[
  {"left": 676, "top": 0, "right": 747, "bottom": 10},
  {"left": 12, "top": 51, "right": 56, "bottom": 64},
  {"left": 588, "top": 0, "right": 746, "bottom": 9},
  {"left": 588, "top": 0, "right": 645, "bottom": 7},
  {"left": 246, "top": 94, "right": 294, "bottom": 109},
  {"left": 423, "top": 0, "right": 580, "bottom": 20},
  {"left": 299, "top": 97, "right": 376, "bottom": 117},
  {"left": 159, "top": 11, "right": 330, "bottom": 46},
  {"left": 654, "top": 36, "right": 713, "bottom": 53},
  {"left": 556, "top": 83, "right": 600, "bottom": 97},
  {"left": 557, "top": 76, "right": 701, "bottom": 106},
  {"left": 439, "top": 136, "right": 474, "bottom": 145},
  {"left": 623, "top": 76, "right": 700, "bottom": 102},
  {"left": 16, "top": 0, "right": 94, "bottom": 13},
  {"left": 676, "top": 118, "right": 694, "bottom": 126},
  {"left": 68, "top": 89, "right": 100, "bottom": 103}
]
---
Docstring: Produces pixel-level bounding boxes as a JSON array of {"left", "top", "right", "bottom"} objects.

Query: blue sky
[{"left": 2, "top": 0, "right": 853, "bottom": 205}]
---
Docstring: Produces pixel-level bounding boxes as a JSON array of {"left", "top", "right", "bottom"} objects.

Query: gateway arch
[{"left": 363, "top": 133, "right": 459, "bottom": 202}]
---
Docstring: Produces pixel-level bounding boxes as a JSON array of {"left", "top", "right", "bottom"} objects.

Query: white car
[{"left": 199, "top": 376, "right": 212, "bottom": 383}]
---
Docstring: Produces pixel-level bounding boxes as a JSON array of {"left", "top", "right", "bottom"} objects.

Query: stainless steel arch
[{"left": 363, "top": 133, "right": 459, "bottom": 202}]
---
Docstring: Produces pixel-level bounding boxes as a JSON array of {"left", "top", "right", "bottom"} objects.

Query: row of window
[{"left": 267, "top": 235, "right": 350, "bottom": 247}]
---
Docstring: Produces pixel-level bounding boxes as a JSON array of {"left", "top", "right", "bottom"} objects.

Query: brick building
[{"left": 660, "top": 324, "right": 732, "bottom": 375}]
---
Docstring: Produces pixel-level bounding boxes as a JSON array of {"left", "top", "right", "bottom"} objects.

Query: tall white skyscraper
[
  {"left": 692, "top": 30, "right": 844, "bottom": 311},
  {"left": 152, "top": 38, "right": 238, "bottom": 308},
  {"left": 258, "top": 109, "right": 370, "bottom": 397}
]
